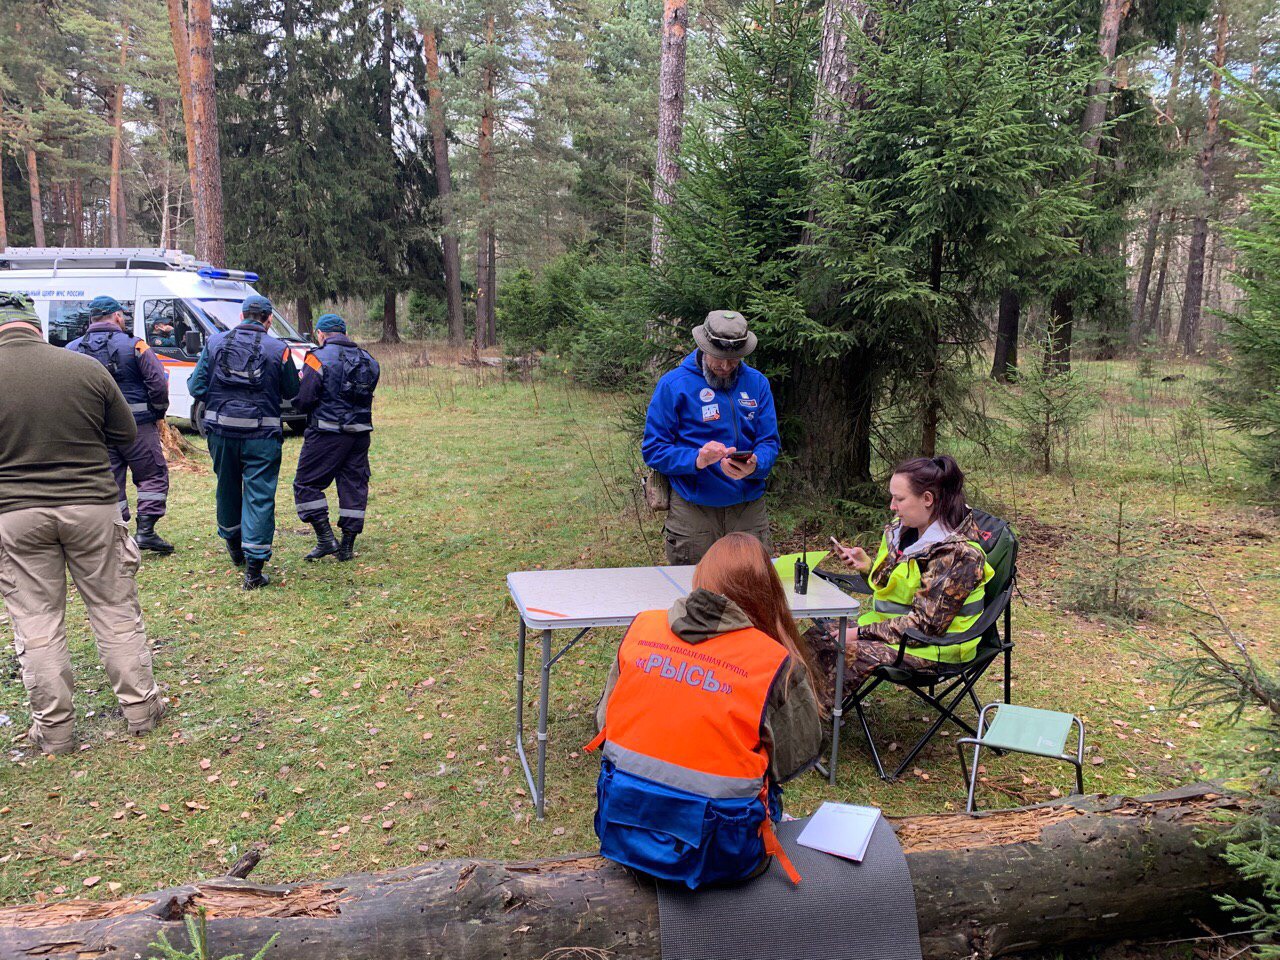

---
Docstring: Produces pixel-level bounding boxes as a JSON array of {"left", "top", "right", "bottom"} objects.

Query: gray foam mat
[{"left": 656, "top": 816, "right": 922, "bottom": 960}]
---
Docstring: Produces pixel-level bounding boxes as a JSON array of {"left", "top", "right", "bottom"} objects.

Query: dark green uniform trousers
[{"left": 207, "top": 434, "right": 283, "bottom": 562}]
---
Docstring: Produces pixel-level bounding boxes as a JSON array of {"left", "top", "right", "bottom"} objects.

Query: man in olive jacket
[{"left": 0, "top": 292, "right": 163, "bottom": 754}]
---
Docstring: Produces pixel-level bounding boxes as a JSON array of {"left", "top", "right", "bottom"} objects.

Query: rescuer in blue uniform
[
  {"left": 187, "top": 294, "right": 300, "bottom": 589},
  {"left": 292, "top": 314, "right": 380, "bottom": 562},
  {"left": 66, "top": 296, "right": 174, "bottom": 554}
]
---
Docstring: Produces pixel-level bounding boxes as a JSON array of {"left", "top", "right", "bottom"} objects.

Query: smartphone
[
  {"left": 727, "top": 450, "right": 754, "bottom": 462},
  {"left": 829, "top": 536, "right": 847, "bottom": 552}
]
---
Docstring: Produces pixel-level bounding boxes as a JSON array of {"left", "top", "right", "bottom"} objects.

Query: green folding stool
[{"left": 956, "top": 703, "right": 1085, "bottom": 813}]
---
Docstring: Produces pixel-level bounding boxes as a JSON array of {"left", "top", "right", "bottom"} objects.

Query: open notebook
[{"left": 795, "top": 802, "right": 882, "bottom": 863}]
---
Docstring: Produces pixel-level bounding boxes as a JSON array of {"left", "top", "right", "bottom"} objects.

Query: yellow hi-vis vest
[{"left": 856, "top": 532, "right": 994, "bottom": 664}]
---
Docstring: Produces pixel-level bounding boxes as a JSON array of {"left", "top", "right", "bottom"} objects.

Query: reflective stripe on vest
[
  {"left": 602, "top": 740, "right": 762, "bottom": 799},
  {"left": 128, "top": 402, "right": 151, "bottom": 414},
  {"left": 857, "top": 531, "right": 994, "bottom": 664}
]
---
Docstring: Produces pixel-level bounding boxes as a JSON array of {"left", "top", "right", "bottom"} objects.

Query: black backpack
[
  {"left": 214, "top": 328, "right": 267, "bottom": 389},
  {"left": 336, "top": 347, "right": 376, "bottom": 403},
  {"left": 75, "top": 331, "right": 124, "bottom": 375}
]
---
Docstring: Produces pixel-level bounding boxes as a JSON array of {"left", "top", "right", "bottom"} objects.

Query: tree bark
[
  {"left": 381, "top": 288, "right": 399, "bottom": 345},
  {"left": 378, "top": 2, "right": 401, "bottom": 346},
  {"left": 649, "top": 0, "right": 688, "bottom": 268},
  {"left": 295, "top": 296, "right": 312, "bottom": 339},
  {"left": 109, "top": 21, "right": 130, "bottom": 247},
  {"left": 1080, "top": 0, "right": 1134, "bottom": 169},
  {"left": 166, "top": 0, "right": 205, "bottom": 255},
  {"left": 1178, "top": 0, "right": 1228, "bottom": 357},
  {"left": 25, "top": 148, "right": 45, "bottom": 247},
  {"left": 422, "top": 27, "right": 466, "bottom": 346},
  {"left": 474, "top": 13, "right": 497, "bottom": 351},
  {"left": 1047, "top": 288, "right": 1074, "bottom": 371},
  {"left": 1148, "top": 216, "right": 1174, "bottom": 342},
  {"left": 0, "top": 785, "right": 1254, "bottom": 960},
  {"left": 485, "top": 229, "right": 497, "bottom": 346},
  {"left": 990, "top": 287, "right": 1020, "bottom": 381},
  {"left": 1129, "top": 206, "right": 1161, "bottom": 343},
  {"left": 188, "top": 0, "right": 225, "bottom": 266},
  {"left": 0, "top": 146, "right": 8, "bottom": 249},
  {"left": 783, "top": 352, "right": 874, "bottom": 493},
  {"left": 70, "top": 179, "right": 84, "bottom": 246}
]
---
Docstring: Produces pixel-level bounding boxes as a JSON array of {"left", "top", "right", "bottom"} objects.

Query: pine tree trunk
[
  {"left": 381, "top": 288, "right": 400, "bottom": 344},
  {"left": 1149, "top": 216, "right": 1174, "bottom": 342},
  {"left": 1178, "top": 1, "right": 1227, "bottom": 357},
  {"left": 1129, "top": 206, "right": 1162, "bottom": 343},
  {"left": 1080, "top": 0, "right": 1134, "bottom": 167},
  {"left": 648, "top": 0, "right": 687, "bottom": 269},
  {"left": 109, "top": 22, "right": 129, "bottom": 247},
  {"left": 295, "top": 296, "right": 313, "bottom": 339},
  {"left": 377, "top": 2, "right": 401, "bottom": 346},
  {"left": 25, "top": 148, "right": 45, "bottom": 247},
  {"left": 70, "top": 179, "right": 83, "bottom": 246},
  {"left": 0, "top": 147, "right": 8, "bottom": 249},
  {"left": 167, "top": 0, "right": 205, "bottom": 256},
  {"left": 921, "top": 233, "right": 943, "bottom": 456},
  {"left": 422, "top": 27, "right": 466, "bottom": 346},
  {"left": 485, "top": 229, "right": 497, "bottom": 346},
  {"left": 189, "top": 0, "right": 225, "bottom": 267},
  {"left": 474, "top": 13, "right": 496, "bottom": 351},
  {"left": 1047, "top": 289, "right": 1074, "bottom": 371},
  {"left": 0, "top": 785, "right": 1253, "bottom": 960},
  {"left": 991, "top": 288, "right": 1020, "bottom": 381}
]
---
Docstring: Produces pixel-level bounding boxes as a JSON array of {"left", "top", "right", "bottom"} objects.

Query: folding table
[{"left": 508, "top": 564, "right": 861, "bottom": 818}]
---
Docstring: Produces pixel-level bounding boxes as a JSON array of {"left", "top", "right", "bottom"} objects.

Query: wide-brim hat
[{"left": 692, "top": 309, "right": 757, "bottom": 360}]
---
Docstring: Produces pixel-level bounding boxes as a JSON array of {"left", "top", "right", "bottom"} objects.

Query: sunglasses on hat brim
[{"left": 706, "top": 334, "right": 749, "bottom": 352}]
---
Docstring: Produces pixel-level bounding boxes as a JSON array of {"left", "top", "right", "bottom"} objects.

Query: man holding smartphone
[{"left": 642, "top": 310, "right": 781, "bottom": 564}]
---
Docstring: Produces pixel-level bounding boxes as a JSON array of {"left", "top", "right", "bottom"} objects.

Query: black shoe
[
  {"left": 304, "top": 517, "right": 340, "bottom": 561},
  {"left": 226, "top": 537, "right": 246, "bottom": 567},
  {"left": 243, "top": 558, "right": 270, "bottom": 590},
  {"left": 337, "top": 532, "right": 357, "bottom": 562},
  {"left": 135, "top": 516, "right": 174, "bottom": 555}
]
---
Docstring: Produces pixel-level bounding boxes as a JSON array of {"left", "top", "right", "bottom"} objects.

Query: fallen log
[{"left": 0, "top": 783, "right": 1253, "bottom": 960}]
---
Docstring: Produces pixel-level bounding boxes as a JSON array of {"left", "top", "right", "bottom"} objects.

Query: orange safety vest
[{"left": 586, "top": 609, "right": 801, "bottom": 888}]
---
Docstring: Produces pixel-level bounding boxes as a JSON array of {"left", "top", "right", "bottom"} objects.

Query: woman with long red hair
[{"left": 589, "top": 533, "right": 822, "bottom": 889}]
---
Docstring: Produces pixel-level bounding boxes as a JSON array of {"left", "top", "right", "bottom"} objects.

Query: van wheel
[{"left": 191, "top": 401, "right": 208, "bottom": 438}]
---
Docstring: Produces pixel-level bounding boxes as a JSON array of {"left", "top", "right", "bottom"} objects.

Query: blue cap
[
  {"left": 315, "top": 313, "right": 346, "bottom": 334},
  {"left": 241, "top": 294, "right": 274, "bottom": 318},
  {"left": 88, "top": 295, "right": 125, "bottom": 318}
]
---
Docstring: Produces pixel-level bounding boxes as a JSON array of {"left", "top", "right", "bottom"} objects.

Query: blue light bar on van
[{"left": 198, "top": 267, "right": 260, "bottom": 282}]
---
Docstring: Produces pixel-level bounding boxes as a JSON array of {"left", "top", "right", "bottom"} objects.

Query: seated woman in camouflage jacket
[{"left": 829, "top": 455, "right": 993, "bottom": 689}]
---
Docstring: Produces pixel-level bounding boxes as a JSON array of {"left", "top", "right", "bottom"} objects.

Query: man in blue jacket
[
  {"left": 188, "top": 294, "right": 300, "bottom": 589},
  {"left": 66, "top": 296, "right": 174, "bottom": 554},
  {"left": 642, "top": 310, "right": 781, "bottom": 564}
]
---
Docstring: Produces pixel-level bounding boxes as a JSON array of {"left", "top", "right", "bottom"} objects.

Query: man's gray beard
[{"left": 701, "top": 357, "right": 739, "bottom": 392}]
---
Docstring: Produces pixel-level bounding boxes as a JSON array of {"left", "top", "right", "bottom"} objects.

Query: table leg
[
  {"left": 536, "top": 628, "right": 552, "bottom": 819},
  {"left": 829, "top": 616, "right": 848, "bottom": 785},
  {"left": 515, "top": 618, "right": 539, "bottom": 810}
]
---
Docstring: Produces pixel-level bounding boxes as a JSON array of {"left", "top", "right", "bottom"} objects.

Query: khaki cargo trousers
[
  {"left": 663, "top": 490, "right": 772, "bottom": 566},
  {"left": 0, "top": 503, "right": 160, "bottom": 749}
]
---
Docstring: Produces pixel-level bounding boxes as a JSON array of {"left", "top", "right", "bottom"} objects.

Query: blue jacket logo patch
[{"left": 701, "top": 403, "right": 720, "bottom": 422}]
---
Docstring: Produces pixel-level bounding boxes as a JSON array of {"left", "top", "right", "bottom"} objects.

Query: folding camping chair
[{"left": 815, "top": 508, "right": 1018, "bottom": 782}]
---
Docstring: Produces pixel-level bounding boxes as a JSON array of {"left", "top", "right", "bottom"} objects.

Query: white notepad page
[{"left": 795, "top": 802, "right": 882, "bottom": 863}]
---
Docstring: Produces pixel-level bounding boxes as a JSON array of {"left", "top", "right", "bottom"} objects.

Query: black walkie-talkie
[{"left": 794, "top": 526, "right": 810, "bottom": 595}]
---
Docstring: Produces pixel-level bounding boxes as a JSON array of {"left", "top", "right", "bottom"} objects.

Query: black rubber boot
[
  {"left": 243, "top": 558, "right": 270, "bottom": 590},
  {"left": 336, "top": 531, "right": 357, "bottom": 562},
  {"left": 135, "top": 516, "right": 174, "bottom": 555},
  {"left": 304, "top": 517, "right": 340, "bottom": 561},
  {"left": 226, "top": 537, "right": 246, "bottom": 567}
]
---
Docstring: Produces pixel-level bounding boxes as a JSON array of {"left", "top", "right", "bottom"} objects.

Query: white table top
[{"left": 507, "top": 565, "right": 860, "bottom": 630}]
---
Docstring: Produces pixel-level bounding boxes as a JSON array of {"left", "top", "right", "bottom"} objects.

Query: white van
[{"left": 0, "top": 247, "right": 313, "bottom": 435}]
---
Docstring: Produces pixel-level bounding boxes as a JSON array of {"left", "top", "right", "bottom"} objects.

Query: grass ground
[{"left": 1, "top": 345, "right": 1276, "bottom": 908}]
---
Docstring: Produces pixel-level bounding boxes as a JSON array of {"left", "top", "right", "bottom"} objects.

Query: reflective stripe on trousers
[{"left": 315, "top": 419, "right": 373, "bottom": 433}]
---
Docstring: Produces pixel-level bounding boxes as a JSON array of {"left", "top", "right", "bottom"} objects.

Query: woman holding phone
[{"left": 829, "top": 455, "right": 994, "bottom": 686}]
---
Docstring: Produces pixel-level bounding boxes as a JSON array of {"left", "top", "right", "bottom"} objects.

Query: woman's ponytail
[{"left": 893, "top": 454, "right": 968, "bottom": 531}]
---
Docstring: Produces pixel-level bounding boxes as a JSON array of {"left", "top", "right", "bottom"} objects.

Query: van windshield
[{"left": 195, "top": 299, "right": 306, "bottom": 342}]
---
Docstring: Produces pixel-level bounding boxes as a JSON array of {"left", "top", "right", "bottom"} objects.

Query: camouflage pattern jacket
[{"left": 859, "top": 511, "right": 987, "bottom": 647}]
